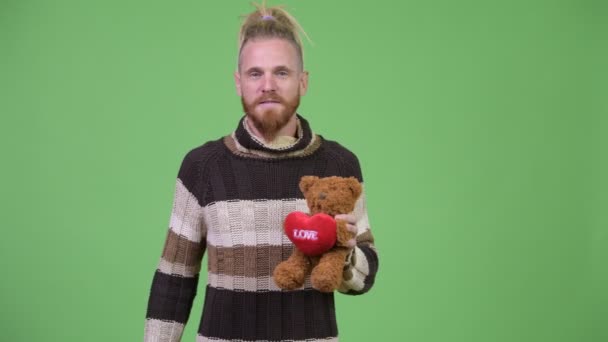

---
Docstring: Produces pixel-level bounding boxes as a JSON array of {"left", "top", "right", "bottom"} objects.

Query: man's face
[{"left": 235, "top": 38, "right": 308, "bottom": 141}]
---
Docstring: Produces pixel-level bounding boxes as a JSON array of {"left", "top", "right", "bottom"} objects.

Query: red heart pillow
[{"left": 284, "top": 211, "right": 337, "bottom": 256}]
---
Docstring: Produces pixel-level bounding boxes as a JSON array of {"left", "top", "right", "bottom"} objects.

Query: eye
[
  {"left": 249, "top": 71, "right": 262, "bottom": 78},
  {"left": 276, "top": 70, "right": 289, "bottom": 78}
]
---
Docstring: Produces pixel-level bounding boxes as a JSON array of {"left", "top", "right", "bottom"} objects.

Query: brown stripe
[
  {"left": 207, "top": 235, "right": 374, "bottom": 278},
  {"left": 356, "top": 230, "right": 375, "bottom": 246},
  {"left": 162, "top": 229, "right": 205, "bottom": 266},
  {"left": 343, "top": 267, "right": 354, "bottom": 281},
  {"left": 207, "top": 244, "right": 294, "bottom": 277}
]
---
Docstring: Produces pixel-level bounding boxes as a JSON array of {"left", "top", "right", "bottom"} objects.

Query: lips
[{"left": 258, "top": 96, "right": 282, "bottom": 105}]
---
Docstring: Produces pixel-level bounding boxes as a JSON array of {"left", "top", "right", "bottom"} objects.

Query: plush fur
[{"left": 273, "top": 176, "right": 362, "bottom": 292}]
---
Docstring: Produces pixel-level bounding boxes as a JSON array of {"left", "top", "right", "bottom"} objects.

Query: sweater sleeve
[
  {"left": 337, "top": 185, "right": 379, "bottom": 295},
  {"left": 144, "top": 151, "right": 207, "bottom": 342}
]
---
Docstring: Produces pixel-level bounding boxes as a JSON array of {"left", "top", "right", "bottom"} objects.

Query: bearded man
[{"left": 144, "top": 4, "right": 379, "bottom": 341}]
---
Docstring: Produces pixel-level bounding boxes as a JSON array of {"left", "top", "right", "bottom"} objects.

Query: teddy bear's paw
[
  {"left": 311, "top": 277, "right": 340, "bottom": 293},
  {"left": 273, "top": 264, "right": 306, "bottom": 290},
  {"left": 311, "top": 280, "right": 335, "bottom": 293},
  {"left": 311, "top": 265, "right": 342, "bottom": 293}
]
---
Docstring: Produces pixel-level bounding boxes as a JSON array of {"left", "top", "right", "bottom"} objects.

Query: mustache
[{"left": 256, "top": 94, "right": 284, "bottom": 104}]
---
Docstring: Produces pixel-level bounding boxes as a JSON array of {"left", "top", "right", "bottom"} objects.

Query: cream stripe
[
  {"left": 197, "top": 335, "right": 338, "bottom": 342},
  {"left": 352, "top": 246, "right": 370, "bottom": 276},
  {"left": 207, "top": 272, "right": 314, "bottom": 292},
  {"left": 339, "top": 246, "right": 370, "bottom": 292},
  {"left": 352, "top": 187, "right": 370, "bottom": 235},
  {"left": 169, "top": 179, "right": 206, "bottom": 243},
  {"left": 203, "top": 199, "right": 309, "bottom": 247},
  {"left": 157, "top": 258, "right": 201, "bottom": 278},
  {"left": 144, "top": 318, "right": 184, "bottom": 342},
  {"left": 202, "top": 188, "right": 368, "bottom": 248},
  {"left": 340, "top": 267, "right": 366, "bottom": 292}
]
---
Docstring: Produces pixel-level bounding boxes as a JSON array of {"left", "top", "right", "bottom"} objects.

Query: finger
[
  {"left": 347, "top": 239, "right": 356, "bottom": 248},
  {"left": 346, "top": 224, "right": 358, "bottom": 234},
  {"left": 335, "top": 213, "right": 357, "bottom": 224}
]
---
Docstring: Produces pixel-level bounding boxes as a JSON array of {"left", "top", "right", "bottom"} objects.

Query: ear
[
  {"left": 345, "top": 177, "right": 362, "bottom": 199},
  {"left": 299, "top": 70, "right": 309, "bottom": 96},
  {"left": 234, "top": 70, "right": 242, "bottom": 96},
  {"left": 299, "top": 176, "right": 318, "bottom": 194}
]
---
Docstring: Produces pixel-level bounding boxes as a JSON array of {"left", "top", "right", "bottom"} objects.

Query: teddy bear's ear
[
  {"left": 299, "top": 176, "right": 319, "bottom": 194},
  {"left": 345, "top": 177, "right": 362, "bottom": 199}
]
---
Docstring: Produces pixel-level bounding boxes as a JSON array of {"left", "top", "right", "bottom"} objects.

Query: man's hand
[{"left": 335, "top": 213, "right": 358, "bottom": 248}]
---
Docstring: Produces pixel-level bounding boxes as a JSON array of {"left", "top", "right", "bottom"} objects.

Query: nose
[
  {"left": 318, "top": 192, "right": 327, "bottom": 200},
  {"left": 262, "top": 73, "right": 277, "bottom": 93}
]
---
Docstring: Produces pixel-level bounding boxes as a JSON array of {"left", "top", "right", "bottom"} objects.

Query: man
[{"left": 144, "top": 4, "right": 379, "bottom": 341}]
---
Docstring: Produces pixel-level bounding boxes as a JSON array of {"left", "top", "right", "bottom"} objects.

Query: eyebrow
[
  {"left": 274, "top": 65, "right": 292, "bottom": 71},
  {"left": 244, "top": 65, "right": 294, "bottom": 74},
  {"left": 244, "top": 67, "right": 262, "bottom": 74}
]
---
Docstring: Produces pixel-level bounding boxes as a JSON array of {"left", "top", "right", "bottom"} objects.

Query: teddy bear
[{"left": 273, "top": 175, "right": 362, "bottom": 292}]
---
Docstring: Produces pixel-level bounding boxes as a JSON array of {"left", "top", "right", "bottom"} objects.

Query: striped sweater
[{"left": 144, "top": 114, "right": 379, "bottom": 342}]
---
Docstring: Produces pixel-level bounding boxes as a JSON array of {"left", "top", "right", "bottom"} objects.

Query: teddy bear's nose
[{"left": 318, "top": 192, "right": 327, "bottom": 200}]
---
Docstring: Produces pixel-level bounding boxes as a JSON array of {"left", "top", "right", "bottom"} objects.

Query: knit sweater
[{"left": 144, "top": 114, "right": 379, "bottom": 342}]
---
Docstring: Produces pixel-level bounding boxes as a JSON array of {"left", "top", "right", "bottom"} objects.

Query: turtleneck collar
[{"left": 223, "top": 113, "right": 323, "bottom": 159}]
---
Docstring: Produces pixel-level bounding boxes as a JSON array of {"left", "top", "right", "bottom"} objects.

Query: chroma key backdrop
[{"left": 1, "top": 1, "right": 607, "bottom": 341}]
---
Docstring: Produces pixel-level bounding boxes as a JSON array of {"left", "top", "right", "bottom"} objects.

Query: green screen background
[{"left": 1, "top": 0, "right": 606, "bottom": 341}]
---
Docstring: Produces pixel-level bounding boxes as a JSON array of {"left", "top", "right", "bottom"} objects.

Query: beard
[{"left": 241, "top": 92, "right": 300, "bottom": 142}]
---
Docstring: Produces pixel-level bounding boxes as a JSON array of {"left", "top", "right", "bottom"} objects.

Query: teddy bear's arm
[{"left": 335, "top": 220, "right": 356, "bottom": 247}]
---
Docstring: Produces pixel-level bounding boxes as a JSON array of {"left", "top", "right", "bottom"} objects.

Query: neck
[{"left": 246, "top": 114, "right": 298, "bottom": 144}]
